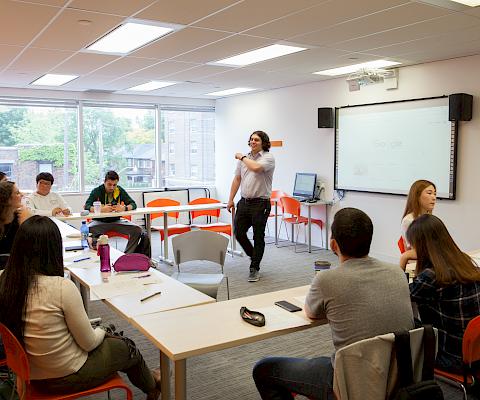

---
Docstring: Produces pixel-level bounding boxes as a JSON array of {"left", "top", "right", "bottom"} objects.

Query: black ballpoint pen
[{"left": 140, "top": 291, "right": 162, "bottom": 302}]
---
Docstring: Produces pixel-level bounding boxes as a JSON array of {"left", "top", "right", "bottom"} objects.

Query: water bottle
[
  {"left": 97, "top": 235, "right": 111, "bottom": 273},
  {"left": 80, "top": 221, "right": 89, "bottom": 248}
]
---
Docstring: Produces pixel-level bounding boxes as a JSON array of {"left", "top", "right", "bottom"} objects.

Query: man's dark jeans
[{"left": 234, "top": 198, "right": 271, "bottom": 271}]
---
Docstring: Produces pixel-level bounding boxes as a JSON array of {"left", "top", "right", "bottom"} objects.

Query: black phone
[
  {"left": 274, "top": 300, "right": 302, "bottom": 312},
  {"left": 65, "top": 245, "right": 84, "bottom": 251}
]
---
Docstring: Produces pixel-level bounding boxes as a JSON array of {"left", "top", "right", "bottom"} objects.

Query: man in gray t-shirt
[{"left": 253, "top": 208, "right": 413, "bottom": 400}]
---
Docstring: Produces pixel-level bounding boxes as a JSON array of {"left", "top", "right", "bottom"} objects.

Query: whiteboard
[{"left": 334, "top": 97, "right": 456, "bottom": 199}]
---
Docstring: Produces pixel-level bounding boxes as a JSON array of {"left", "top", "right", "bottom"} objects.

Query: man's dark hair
[
  {"left": 331, "top": 207, "right": 373, "bottom": 258},
  {"left": 104, "top": 170, "right": 119, "bottom": 182},
  {"left": 249, "top": 131, "right": 271, "bottom": 152},
  {"left": 36, "top": 172, "right": 54, "bottom": 184},
  {"left": 0, "top": 172, "right": 6, "bottom": 180}
]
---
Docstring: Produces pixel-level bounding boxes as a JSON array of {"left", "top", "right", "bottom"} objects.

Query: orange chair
[
  {"left": 268, "top": 190, "right": 288, "bottom": 239},
  {"left": 0, "top": 322, "right": 133, "bottom": 400},
  {"left": 398, "top": 236, "right": 406, "bottom": 254},
  {"left": 279, "top": 196, "right": 324, "bottom": 251},
  {"left": 434, "top": 315, "right": 480, "bottom": 400},
  {"left": 188, "top": 198, "right": 232, "bottom": 238},
  {"left": 87, "top": 215, "right": 132, "bottom": 249},
  {"left": 147, "top": 198, "right": 191, "bottom": 255}
]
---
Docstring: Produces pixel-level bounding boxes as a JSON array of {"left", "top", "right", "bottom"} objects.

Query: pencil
[{"left": 140, "top": 291, "right": 161, "bottom": 302}]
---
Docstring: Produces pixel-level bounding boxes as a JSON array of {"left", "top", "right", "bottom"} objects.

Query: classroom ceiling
[{"left": 1, "top": 0, "right": 480, "bottom": 99}]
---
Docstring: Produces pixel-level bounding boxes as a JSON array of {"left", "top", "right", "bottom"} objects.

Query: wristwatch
[{"left": 241, "top": 155, "right": 246, "bottom": 161}]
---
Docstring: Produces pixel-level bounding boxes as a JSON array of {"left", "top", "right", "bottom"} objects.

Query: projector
[{"left": 346, "top": 68, "right": 397, "bottom": 91}]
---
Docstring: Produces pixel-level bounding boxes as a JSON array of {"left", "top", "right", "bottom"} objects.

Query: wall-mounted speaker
[
  {"left": 318, "top": 108, "right": 334, "bottom": 128},
  {"left": 449, "top": 93, "right": 473, "bottom": 121}
]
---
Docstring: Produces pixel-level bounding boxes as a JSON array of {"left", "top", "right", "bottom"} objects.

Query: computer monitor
[{"left": 293, "top": 173, "right": 317, "bottom": 200}]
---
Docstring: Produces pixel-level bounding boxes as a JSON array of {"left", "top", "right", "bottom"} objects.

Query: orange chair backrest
[
  {"left": 271, "top": 190, "right": 288, "bottom": 211},
  {"left": 147, "top": 198, "right": 181, "bottom": 221},
  {"left": 398, "top": 237, "right": 406, "bottom": 254},
  {"left": 279, "top": 196, "right": 301, "bottom": 218},
  {"left": 463, "top": 315, "right": 480, "bottom": 364},
  {"left": 0, "top": 323, "right": 30, "bottom": 383},
  {"left": 188, "top": 197, "right": 221, "bottom": 220}
]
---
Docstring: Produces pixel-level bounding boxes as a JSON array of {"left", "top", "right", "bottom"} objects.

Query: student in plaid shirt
[{"left": 407, "top": 214, "right": 480, "bottom": 374}]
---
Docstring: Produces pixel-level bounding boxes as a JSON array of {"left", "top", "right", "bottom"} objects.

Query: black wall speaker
[
  {"left": 318, "top": 108, "right": 334, "bottom": 128},
  {"left": 449, "top": 93, "right": 473, "bottom": 121}
]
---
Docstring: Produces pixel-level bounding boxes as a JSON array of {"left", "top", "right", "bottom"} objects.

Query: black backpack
[{"left": 391, "top": 325, "right": 444, "bottom": 400}]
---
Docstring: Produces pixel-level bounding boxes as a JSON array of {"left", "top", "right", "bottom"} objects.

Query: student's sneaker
[{"left": 248, "top": 268, "right": 260, "bottom": 282}]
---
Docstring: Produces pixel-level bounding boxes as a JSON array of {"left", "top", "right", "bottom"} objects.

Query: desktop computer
[{"left": 292, "top": 172, "right": 317, "bottom": 202}]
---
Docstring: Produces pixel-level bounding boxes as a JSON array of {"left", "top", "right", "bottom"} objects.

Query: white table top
[{"left": 132, "top": 285, "right": 324, "bottom": 360}]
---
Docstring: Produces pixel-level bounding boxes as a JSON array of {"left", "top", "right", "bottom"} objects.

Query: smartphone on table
[{"left": 274, "top": 300, "right": 302, "bottom": 312}]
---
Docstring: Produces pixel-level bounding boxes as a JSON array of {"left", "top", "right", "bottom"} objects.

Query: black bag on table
[{"left": 390, "top": 325, "right": 444, "bottom": 400}]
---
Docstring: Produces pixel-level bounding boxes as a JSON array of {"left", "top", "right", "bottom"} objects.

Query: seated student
[
  {"left": 407, "top": 214, "right": 480, "bottom": 374},
  {"left": 400, "top": 180, "right": 436, "bottom": 267},
  {"left": 253, "top": 208, "right": 414, "bottom": 400},
  {"left": 0, "top": 181, "right": 30, "bottom": 269},
  {"left": 0, "top": 216, "right": 161, "bottom": 399},
  {"left": 84, "top": 170, "right": 148, "bottom": 255},
  {"left": 26, "top": 172, "right": 71, "bottom": 216}
]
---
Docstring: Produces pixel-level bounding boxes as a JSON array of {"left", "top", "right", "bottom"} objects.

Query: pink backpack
[{"left": 112, "top": 253, "right": 150, "bottom": 272}]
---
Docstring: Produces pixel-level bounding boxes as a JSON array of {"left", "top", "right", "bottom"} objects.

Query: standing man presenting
[{"left": 227, "top": 131, "right": 275, "bottom": 282}]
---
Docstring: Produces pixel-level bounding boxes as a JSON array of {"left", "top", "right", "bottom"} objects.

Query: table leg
[
  {"left": 274, "top": 201, "right": 278, "bottom": 245},
  {"left": 308, "top": 206, "right": 312, "bottom": 253},
  {"left": 163, "top": 212, "right": 169, "bottom": 261},
  {"left": 324, "top": 205, "right": 329, "bottom": 249},
  {"left": 145, "top": 212, "right": 152, "bottom": 256},
  {"left": 160, "top": 351, "right": 171, "bottom": 400},
  {"left": 175, "top": 359, "right": 187, "bottom": 400}
]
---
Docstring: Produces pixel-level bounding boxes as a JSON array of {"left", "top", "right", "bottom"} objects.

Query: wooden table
[
  {"left": 57, "top": 203, "right": 238, "bottom": 264},
  {"left": 132, "top": 285, "right": 325, "bottom": 400}
]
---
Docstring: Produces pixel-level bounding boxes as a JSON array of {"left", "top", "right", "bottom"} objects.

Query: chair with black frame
[
  {"left": 170, "top": 230, "right": 230, "bottom": 300},
  {"left": 0, "top": 322, "right": 133, "bottom": 400},
  {"left": 434, "top": 315, "right": 480, "bottom": 400}
]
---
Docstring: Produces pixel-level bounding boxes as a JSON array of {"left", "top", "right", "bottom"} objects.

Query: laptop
[{"left": 292, "top": 172, "right": 316, "bottom": 202}]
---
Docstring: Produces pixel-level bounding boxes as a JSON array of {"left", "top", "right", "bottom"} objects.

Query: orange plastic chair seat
[
  {"left": 434, "top": 368, "right": 474, "bottom": 386},
  {"left": 194, "top": 223, "right": 232, "bottom": 236}
]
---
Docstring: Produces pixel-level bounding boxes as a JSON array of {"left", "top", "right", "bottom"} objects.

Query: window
[
  {"left": 0, "top": 163, "right": 13, "bottom": 180},
  {"left": 83, "top": 105, "right": 156, "bottom": 190},
  {"left": 0, "top": 103, "right": 78, "bottom": 191},
  {"left": 162, "top": 109, "right": 215, "bottom": 186}
]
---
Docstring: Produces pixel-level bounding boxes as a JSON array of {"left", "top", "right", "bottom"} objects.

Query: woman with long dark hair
[
  {"left": 0, "top": 216, "right": 161, "bottom": 399},
  {"left": 406, "top": 214, "right": 480, "bottom": 373}
]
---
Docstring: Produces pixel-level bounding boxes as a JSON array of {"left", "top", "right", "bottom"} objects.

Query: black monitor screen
[{"left": 293, "top": 173, "right": 317, "bottom": 199}]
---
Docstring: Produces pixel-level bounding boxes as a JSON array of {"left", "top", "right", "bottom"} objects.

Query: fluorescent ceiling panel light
[
  {"left": 87, "top": 22, "right": 173, "bottom": 54},
  {"left": 126, "top": 81, "right": 177, "bottom": 91},
  {"left": 314, "top": 60, "right": 401, "bottom": 76},
  {"left": 449, "top": 0, "right": 480, "bottom": 5},
  {"left": 205, "top": 88, "right": 256, "bottom": 96},
  {"left": 214, "top": 44, "right": 307, "bottom": 66},
  {"left": 31, "top": 74, "right": 78, "bottom": 86}
]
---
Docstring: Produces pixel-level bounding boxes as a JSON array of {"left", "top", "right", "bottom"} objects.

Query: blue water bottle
[{"left": 80, "top": 221, "right": 89, "bottom": 248}]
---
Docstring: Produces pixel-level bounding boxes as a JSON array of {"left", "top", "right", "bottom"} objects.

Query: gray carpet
[{"left": 84, "top": 234, "right": 474, "bottom": 399}]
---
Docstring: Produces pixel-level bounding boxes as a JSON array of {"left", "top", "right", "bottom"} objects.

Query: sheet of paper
[
  {"left": 90, "top": 280, "right": 144, "bottom": 299},
  {"left": 255, "top": 306, "right": 308, "bottom": 331},
  {"left": 110, "top": 272, "right": 161, "bottom": 285}
]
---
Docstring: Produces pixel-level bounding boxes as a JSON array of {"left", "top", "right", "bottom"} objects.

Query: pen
[
  {"left": 134, "top": 274, "right": 151, "bottom": 279},
  {"left": 74, "top": 257, "right": 91, "bottom": 263},
  {"left": 140, "top": 291, "right": 161, "bottom": 302}
]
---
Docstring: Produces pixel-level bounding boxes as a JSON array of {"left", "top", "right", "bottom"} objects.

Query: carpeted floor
[{"left": 84, "top": 234, "right": 475, "bottom": 399}]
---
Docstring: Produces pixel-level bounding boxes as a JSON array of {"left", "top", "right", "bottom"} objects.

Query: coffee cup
[{"left": 93, "top": 201, "right": 102, "bottom": 214}]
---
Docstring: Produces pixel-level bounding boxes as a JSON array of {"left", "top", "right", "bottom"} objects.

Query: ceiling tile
[
  {"left": 173, "top": 34, "right": 275, "bottom": 64},
  {"left": 0, "top": 70, "right": 39, "bottom": 86},
  {"left": 162, "top": 64, "right": 235, "bottom": 81},
  {"left": 67, "top": 0, "right": 156, "bottom": 16},
  {"left": 131, "top": 27, "right": 230, "bottom": 60},
  {"left": 17, "top": 0, "right": 68, "bottom": 6},
  {"left": 332, "top": 13, "right": 480, "bottom": 52},
  {"left": 245, "top": 0, "right": 409, "bottom": 40},
  {"left": 8, "top": 47, "right": 74, "bottom": 73},
  {"left": 293, "top": 2, "right": 452, "bottom": 47},
  {"left": 91, "top": 56, "right": 161, "bottom": 77},
  {"left": 135, "top": 0, "right": 239, "bottom": 25},
  {"left": 51, "top": 52, "right": 120, "bottom": 74},
  {"left": 0, "top": 45, "right": 23, "bottom": 68},
  {"left": 121, "top": 60, "right": 199, "bottom": 80},
  {"left": 31, "top": 8, "right": 123, "bottom": 51},
  {"left": 0, "top": 0, "right": 60, "bottom": 46},
  {"left": 192, "top": 0, "right": 320, "bottom": 33}
]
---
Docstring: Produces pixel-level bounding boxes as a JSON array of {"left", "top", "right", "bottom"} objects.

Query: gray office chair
[{"left": 170, "top": 230, "right": 230, "bottom": 300}]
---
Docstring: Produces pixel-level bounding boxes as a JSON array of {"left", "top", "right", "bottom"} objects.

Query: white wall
[{"left": 215, "top": 55, "right": 480, "bottom": 262}]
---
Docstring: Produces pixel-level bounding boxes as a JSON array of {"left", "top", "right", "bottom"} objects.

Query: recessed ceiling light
[
  {"left": 314, "top": 60, "right": 401, "bottom": 76},
  {"left": 205, "top": 88, "right": 256, "bottom": 96},
  {"left": 31, "top": 74, "right": 78, "bottom": 86},
  {"left": 86, "top": 21, "right": 175, "bottom": 54},
  {"left": 126, "top": 81, "right": 177, "bottom": 91},
  {"left": 449, "top": 0, "right": 480, "bottom": 5},
  {"left": 213, "top": 44, "right": 307, "bottom": 66}
]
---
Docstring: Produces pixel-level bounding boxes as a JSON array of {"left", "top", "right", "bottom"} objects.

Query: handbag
[{"left": 112, "top": 253, "right": 150, "bottom": 272}]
